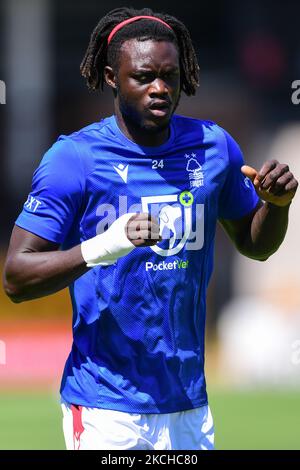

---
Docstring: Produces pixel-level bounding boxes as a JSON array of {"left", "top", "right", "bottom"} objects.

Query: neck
[{"left": 114, "top": 108, "right": 170, "bottom": 147}]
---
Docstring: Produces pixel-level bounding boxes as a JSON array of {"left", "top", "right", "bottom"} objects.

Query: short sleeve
[
  {"left": 15, "top": 137, "right": 85, "bottom": 244},
  {"left": 218, "top": 128, "right": 259, "bottom": 220}
]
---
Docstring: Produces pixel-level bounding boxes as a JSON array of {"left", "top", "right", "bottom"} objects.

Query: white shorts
[{"left": 61, "top": 400, "right": 214, "bottom": 450}]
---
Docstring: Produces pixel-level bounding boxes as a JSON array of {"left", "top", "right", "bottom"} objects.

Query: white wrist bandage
[{"left": 81, "top": 213, "right": 136, "bottom": 267}]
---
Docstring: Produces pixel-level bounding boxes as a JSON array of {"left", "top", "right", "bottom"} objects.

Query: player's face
[{"left": 114, "top": 39, "right": 181, "bottom": 133}]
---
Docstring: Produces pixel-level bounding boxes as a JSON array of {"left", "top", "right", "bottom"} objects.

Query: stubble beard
[{"left": 116, "top": 86, "right": 180, "bottom": 135}]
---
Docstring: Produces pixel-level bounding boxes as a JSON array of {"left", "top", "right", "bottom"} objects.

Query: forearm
[
  {"left": 4, "top": 245, "right": 88, "bottom": 303},
  {"left": 4, "top": 213, "right": 143, "bottom": 303},
  {"left": 243, "top": 201, "right": 290, "bottom": 260}
]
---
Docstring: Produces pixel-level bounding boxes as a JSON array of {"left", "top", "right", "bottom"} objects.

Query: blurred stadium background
[{"left": 0, "top": 0, "right": 300, "bottom": 450}]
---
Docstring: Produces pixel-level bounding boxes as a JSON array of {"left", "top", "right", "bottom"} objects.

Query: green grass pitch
[{"left": 0, "top": 389, "right": 299, "bottom": 449}]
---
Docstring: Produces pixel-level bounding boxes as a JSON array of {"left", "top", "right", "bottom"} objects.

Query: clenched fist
[
  {"left": 241, "top": 160, "right": 298, "bottom": 207},
  {"left": 126, "top": 213, "right": 162, "bottom": 247}
]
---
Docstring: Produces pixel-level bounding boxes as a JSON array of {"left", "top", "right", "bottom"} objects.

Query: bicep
[
  {"left": 4, "top": 225, "right": 60, "bottom": 292},
  {"left": 6, "top": 225, "right": 60, "bottom": 259}
]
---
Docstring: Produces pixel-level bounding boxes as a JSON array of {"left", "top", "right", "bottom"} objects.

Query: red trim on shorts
[{"left": 71, "top": 405, "right": 85, "bottom": 450}]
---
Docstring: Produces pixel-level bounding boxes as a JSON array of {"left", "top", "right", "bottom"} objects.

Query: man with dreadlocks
[{"left": 3, "top": 7, "right": 298, "bottom": 450}]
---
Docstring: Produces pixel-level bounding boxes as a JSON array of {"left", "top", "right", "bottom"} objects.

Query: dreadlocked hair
[{"left": 80, "top": 7, "right": 199, "bottom": 96}]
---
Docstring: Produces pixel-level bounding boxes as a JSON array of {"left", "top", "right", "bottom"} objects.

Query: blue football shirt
[{"left": 16, "top": 114, "right": 259, "bottom": 413}]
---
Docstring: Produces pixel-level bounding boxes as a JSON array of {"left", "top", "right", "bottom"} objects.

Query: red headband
[{"left": 107, "top": 16, "right": 173, "bottom": 45}]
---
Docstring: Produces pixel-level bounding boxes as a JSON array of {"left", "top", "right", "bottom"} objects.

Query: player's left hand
[{"left": 241, "top": 160, "right": 298, "bottom": 207}]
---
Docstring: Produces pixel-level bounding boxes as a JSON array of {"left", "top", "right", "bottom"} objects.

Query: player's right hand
[{"left": 126, "top": 213, "right": 162, "bottom": 247}]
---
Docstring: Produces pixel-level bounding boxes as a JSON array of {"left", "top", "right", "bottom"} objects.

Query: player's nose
[{"left": 149, "top": 78, "right": 168, "bottom": 97}]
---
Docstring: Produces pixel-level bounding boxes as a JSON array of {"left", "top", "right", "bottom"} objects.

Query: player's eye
[
  {"left": 164, "top": 70, "right": 179, "bottom": 80},
  {"left": 140, "top": 75, "right": 151, "bottom": 83},
  {"left": 134, "top": 73, "right": 154, "bottom": 83}
]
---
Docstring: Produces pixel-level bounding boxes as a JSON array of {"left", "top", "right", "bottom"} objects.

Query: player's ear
[{"left": 104, "top": 66, "right": 117, "bottom": 90}]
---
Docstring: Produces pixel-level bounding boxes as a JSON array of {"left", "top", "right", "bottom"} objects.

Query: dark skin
[
  {"left": 105, "top": 39, "right": 181, "bottom": 146},
  {"left": 3, "top": 39, "right": 298, "bottom": 303}
]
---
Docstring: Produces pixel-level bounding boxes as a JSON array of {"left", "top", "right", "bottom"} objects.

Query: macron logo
[{"left": 113, "top": 163, "right": 129, "bottom": 183}]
